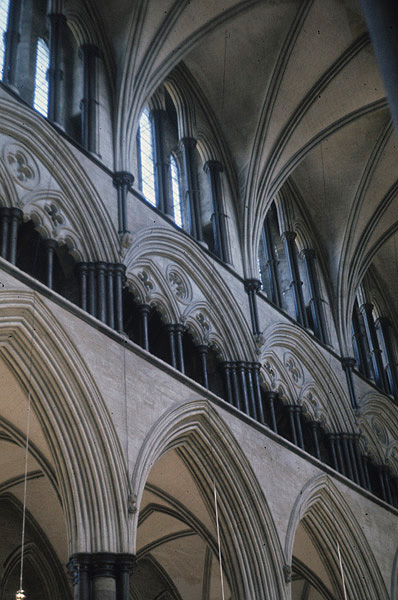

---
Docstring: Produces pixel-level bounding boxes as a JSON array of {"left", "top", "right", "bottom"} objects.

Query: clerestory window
[
  {"left": 137, "top": 108, "right": 156, "bottom": 207},
  {"left": 33, "top": 38, "right": 50, "bottom": 117},
  {"left": 0, "top": 0, "right": 10, "bottom": 79},
  {"left": 169, "top": 154, "right": 183, "bottom": 228}
]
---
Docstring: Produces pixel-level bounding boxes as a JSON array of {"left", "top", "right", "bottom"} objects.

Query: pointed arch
[
  {"left": 131, "top": 399, "right": 286, "bottom": 599},
  {"left": 0, "top": 290, "right": 128, "bottom": 553},
  {"left": 285, "top": 474, "right": 389, "bottom": 600}
]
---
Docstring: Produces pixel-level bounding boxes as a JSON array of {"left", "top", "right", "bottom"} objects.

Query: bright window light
[
  {"left": 0, "top": 0, "right": 10, "bottom": 79},
  {"left": 33, "top": 38, "right": 50, "bottom": 117},
  {"left": 138, "top": 108, "right": 156, "bottom": 206},
  {"left": 170, "top": 154, "right": 183, "bottom": 228}
]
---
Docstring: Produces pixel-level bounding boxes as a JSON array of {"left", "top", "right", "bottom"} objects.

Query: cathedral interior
[{"left": 0, "top": 0, "right": 397, "bottom": 599}]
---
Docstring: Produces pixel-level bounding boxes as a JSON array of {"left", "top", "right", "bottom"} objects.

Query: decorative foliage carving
[
  {"left": 301, "top": 390, "right": 328, "bottom": 428},
  {"left": 4, "top": 143, "right": 39, "bottom": 189},
  {"left": 264, "top": 359, "right": 277, "bottom": 389},
  {"left": 283, "top": 352, "right": 304, "bottom": 386},
  {"left": 166, "top": 264, "right": 192, "bottom": 304},
  {"left": 196, "top": 311, "right": 210, "bottom": 341},
  {"left": 137, "top": 270, "right": 154, "bottom": 294},
  {"left": 45, "top": 203, "right": 64, "bottom": 235}
]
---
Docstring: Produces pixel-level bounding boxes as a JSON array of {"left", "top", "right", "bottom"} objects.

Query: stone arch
[
  {"left": 131, "top": 399, "right": 286, "bottom": 599},
  {"left": 124, "top": 227, "right": 256, "bottom": 360},
  {"left": 0, "top": 290, "right": 127, "bottom": 554},
  {"left": 0, "top": 98, "right": 119, "bottom": 262},
  {"left": 259, "top": 322, "right": 355, "bottom": 431},
  {"left": 357, "top": 391, "right": 398, "bottom": 471},
  {"left": 285, "top": 474, "right": 389, "bottom": 600}
]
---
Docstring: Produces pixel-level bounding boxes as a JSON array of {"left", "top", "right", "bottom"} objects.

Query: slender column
[
  {"left": 244, "top": 279, "right": 261, "bottom": 336},
  {"left": 282, "top": 231, "right": 307, "bottom": 327},
  {"left": 151, "top": 109, "right": 172, "bottom": 215},
  {"left": 197, "top": 345, "right": 209, "bottom": 389},
  {"left": 245, "top": 363, "right": 258, "bottom": 420},
  {"left": 114, "top": 264, "right": 125, "bottom": 333},
  {"left": 341, "top": 357, "right": 358, "bottom": 410},
  {"left": 377, "top": 466, "right": 387, "bottom": 502},
  {"left": 80, "top": 44, "right": 101, "bottom": 153},
  {"left": 166, "top": 325, "right": 177, "bottom": 369},
  {"left": 106, "top": 265, "right": 115, "bottom": 329},
  {"left": 96, "top": 262, "right": 107, "bottom": 323},
  {"left": 376, "top": 317, "right": 398, "bottom": 398},
  {"left": 286, "top": 405, "right": 298, "bottom": 446},
  {"left": 261, "top": 220, "right": 281, "bottom": 306},
  {"left": 115, "top": 554, "right": 136, "bottom": 600},
  {"left": 204, "top": 160, "right": 229, "bottom": 262},
  {"left": 264, "top": 390, "right": 278, "bottom": 433},
  {"left": 180, "top": 137, "right": 202, "bottom": 240},
  {"left": 252, "top": 363, "right": 265, "bottom": 424},
  {"left": 87, "top": 263, "right": 96, "bottom": 317},
  {"left": 353, "top": 435, "right": 367, "bottom": 488},
  {"left": 113, "top": 172, "right": 134, "bottom": 235},
  {"left": 335, "top": 434, "right": 346, "bottom": 475},
  {"left": 348, "top": 434, "right": 360, "bottom": 485},
  {"left": 362, "top": 455, "right": 371, "bottom": 491},
  {"left": 382, "top": 468, "right": 393, "bottom": 505},
  {"left": 67, "top": 553, "right": 91, "bottom": 600},
  {"left": 309, "top": 422, "right": 321, "bottom": 460},
  {"left": 48, "top": 13, "right": 67, "bottom": 124},
  {"left": 301, "top": 249, "right": 327, "bottom": 342},
  {"left": 0, "top": 208, "right": 10, "bottom": 259},
  {"left": 237, "top": 361, "right": 249, "bottom": 415},
  {"left": 230, "top": 362, "right": 241, "bottom": 410},
  {"left": 91, "top": 554, "right": 117, "bottom": 600},
  {"left": 2, "top": 0, "right": 22, "bottom": 87},
  {"left": 327, "top": 433, "right": 339, "bottom": 470},
  {"left": 360, "top": 302, "right": 386, "bottom": 390},
  {"left": 294, "top": 406, "right": 304, "bottom": 449},
  {"left": 352, "top": 305, "right": 371, "bottom": 378},
  {"left": 44, "top": 239, "right": 58, "bottom": 289},
  {"left": 138, "top": 305, "right": 150, "bottom": 351},
  {"left": 175, "top": 324, "right": 185, "bottom": 374},
  {"left": 360, "top": 0, "right": 398, "bottom": 132},
  {"left": 341, "top": 434, "right": 354, "bottom": 480},
  {"left": 78, "top": 263, "right": 88, "bottom": 311},
  {"left": 8, "top": 208, "right": 22, "bottom": 265},
  {"left": 221, "top": 362, "right": 233, "bottom": 405}
]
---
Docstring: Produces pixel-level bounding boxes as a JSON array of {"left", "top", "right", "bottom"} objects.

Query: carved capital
[{"left": 113, "top": 171, "right": 135, "bottom": 190}]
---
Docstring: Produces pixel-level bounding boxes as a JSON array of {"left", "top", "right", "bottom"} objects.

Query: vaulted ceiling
[{"left": 90, "top": 0, "right": 398, "bottom": 346}]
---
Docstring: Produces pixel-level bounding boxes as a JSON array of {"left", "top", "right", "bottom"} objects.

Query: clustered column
[
  {"left": 180, "top": 137, "right": 202, "bottom": 240},
  {"left": 151, "top": 109, "right": 173, "bottom": 216},
  {"left": 359, "top": 302, "right": 386, "bottom": 391},
  {"left": 77, "top": 263, "right": 125, "bottom": 332},
  {"left": 221, "top": 361, "right": 265, "bottom": 423},
  {"left": 165, "top": 324, "right": 185, "bottom": 372},
  {"left": 204, "top": 160, "right": 229, "bottom": 262},
  {"left": 68, "top": 552, "right": 136, "bottom": 600},
  {"left": 80, "top": 44, "right": 101, "bottom": 154},
  {"left": 2, "top": 0, "right": 22, "bottom": 87},
  {"left": 48, "top": 12, "right": 67, "bottom": 124},
  {"left": 0, "top": 207, "right": 22, "bottom": 264},
  {"left": 260, "top": 220, "right": 281, "bottom": 306},
  {"left": 301, "top": 248, "right": 327, "bottom": 342},
  {"left": 282, "top": 231, "right": 307, "bottom": 327},
  {"left": 244, "top": 279, "right": 261, "bottom": 336},
  {"left": 341, "top": 357, "right": 358, "bottom": 410},
  {"left": 113, "top": 172, "right": 134, "bottom": 236}
]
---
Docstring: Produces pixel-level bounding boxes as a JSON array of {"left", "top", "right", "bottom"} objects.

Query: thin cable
[{"left": 213, "top": 481, "right": 226, "bottom": 600}]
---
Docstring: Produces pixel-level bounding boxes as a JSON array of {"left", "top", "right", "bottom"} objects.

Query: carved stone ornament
[
  {"left": 196, "top": 311, "right": 211, "bottom": 341},
  {"left": 45, "top": 202, "right": 64, "bottom": 235},
  {"left": 283, "top": 564, "right": 292, "bottom": 583},
  {"left": 283, "top": 351, "right": 304, "bottom": 386},
  {"left": 137, "top": 270, "right": 154, "bottom": 295},
  {"left": 166, "top": 264, "right": 192, "bottom": 304},
  {"left": 3, "top": 143, "right": 40, "bottom": 190},
  {"left": 264, "top": 359, "right": 277, "bottom": 389},
  {"left": 370, "top": 415, "right": 389, "bottom": 447}
]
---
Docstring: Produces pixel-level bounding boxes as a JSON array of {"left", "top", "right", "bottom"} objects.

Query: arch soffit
[
  {"left": 259, "top": 322, "right": 354, "bottom": 431},
  {"left": 0, "top": 99, "right": 119, "bottom": 262},
  {"left": 0, "top": 290, "right": 128, "bottom": 554},
  {"left": 124, "top": 227, "right": 255, "bottom": 360},
  {"left": 130, "top": 398, "right": 286, "bottom": 599},
  {"left": 285, "top": 473, "right": 389, "bottom": 600}
]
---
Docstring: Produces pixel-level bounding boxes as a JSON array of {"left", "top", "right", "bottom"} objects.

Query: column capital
[
  {"left": 204, "top": 160, "right": 223, "bottom": 174},
  {"left": 341, "top": 356, "right": 356, "bottom": 370},
  {"left": 196, "top": 344, "right": 208, "bottom": 355},
  {"left": 113, "top": 171, "right": 134, "bottom": 189},
  {"left": 375, "top": 316, "right": 392, "bottom": 329},
  {"left": 359, "top": 301, "right": 373, "bottom": 314},
  {"left": 43, "top": 238, "right": 58, "bottom": 250},
  {"left": 244, "top": 278, "right": 262, "bottom": 293}
]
